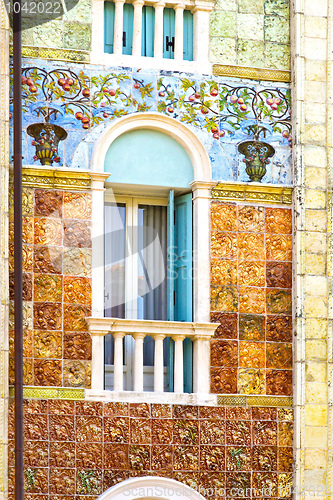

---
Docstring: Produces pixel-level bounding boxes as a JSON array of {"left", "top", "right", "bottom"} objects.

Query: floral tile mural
[{"left": 10, "top": 60, "right": 292, "bottom": 184}]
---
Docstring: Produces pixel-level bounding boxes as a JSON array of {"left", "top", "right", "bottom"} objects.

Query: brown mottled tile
[
  {"left": 238, "top": 206, "right": 265, "bottom": 232},
  {"left": 9, "top": 272, "right": 32, "bottom": 301},
  {"left": 75, "top": 401, "right": 102, "bottom": 416},
  {"left": 151, "top": 404, "right": 172, "bottom": 418},
  {"left": 34, "top": 218, "right": 62, "bottom": 246},
  {"left": 226, "top": 447, "right": 251, "bottom": 471},
  {"left": 151, "top": 445, "right": 173, "bottom": 471},
  {"left": 63, "top": 276, "right": 91, "bottom": 305},
  {"left": 103, "top": 471, "right": 130, "bottom": 489},
  {"left": 173, "top": 446, "right": 199, "bottom": 470},
  {"left": 253, "top": 421, "right": 277, "bottom": 445},
  {"left": 266, "top": 234, "right": 292, "bottom": 261},
  {"left": 225, "top": 471, "right": 251, "bottom": 495},
  {"left": 252, "top": 407, "right": 277, "bottom": 420},
  {"left": 252, "top": 446, "right": 277, "bottom": 471},
  {"left": 211, "top": 368, "right": 237, "bottom": 394},
  {"left": 226, "top": 421, "right": 251, "bottom": 446},
  {"left": 174, "top": 471, "right": 199, "bottom": 488},
  {"left": 49, "top": 415, "right": 74, "bottom": 441},
  {"left": 253, "top": 471, "right": 278, "bottom": 495},
  {"left": 238, "top": 233, "right": 265, "bottom": 260},
  {"left": 35, "top": 190, "right": 63, "bottom": 217},
  {"left": 22, "top": 217, "right": 34, "bottom": 244},
  {"left": 64, "top": 192, "right": 92, "bottom": 219},
  {"left": 104, "top": 444, "right": 129, "bottom": 469},
  {"left": 266, "top": 342, "right": 292, "bottom": 369},
  {"left": 23, "top": 414, "right": 48, "bottom": 441},
  {"left": 211, "top": 202, "right": 237, "bottom": 232},
  {"left": 104, "top": 402, "right": 129, "bottom": 417},
  {"left": 33, "top": 246, "right": 62, "bottom": 274},
  {"left": 24, "top": 441, "right": 48, "bottom": 467},
  {"left": 130, "top": 403, "right": 150, "bottom": 418},
  {"left": 278, "top": 447, "right": 293, "bottom": 471},
  {"left": 34, "top": 330, "right": 62, "bottom": 358},
  {"left": 104, "top": 417, "right": 129, "bottom": 443},
  {"left": 200, "top": 445, "right": 225, "bottom": 471},
  {"left": 211, "top": 231, "right": 237, "bottom": 259},
  {"left": 34, "top": 274, "right": 62, "bottom": 302},
  {"left": 239, "top": 341, "right": 265, "bottom": 368},
  {"left": 172, "top": 405, "right": 199, "bottom": 419},
  {"left": 278, "top": 408, "right": 293, "bottom": 421},
  {"left": 239, "top": 287, "right": 266, "bottom": 316},
  {"left": 76, "top": 470, "right": 102, "bottom": 495},
  {"left": 266, "top": 261, "right": 292, "bottom": 288},
  {"left": 49, "top": 441, "right": 75, "bottom": 468},
  {"left": 200, "top": 470, "right": 225, "bottom": 489},
  {"left": 266, "top": 208, "right": 292, "bottom": 234},
  {"left": 238, "top": 261, "right": 265, "bottom": 287},
  {"left": 266, "top": 369, "right": 292, "bottom": 396},
  {"left": 211, "top": 259, "right": 237, "bottom": 285},
  {"left": 226, "top": 407, "right": 252, "bottom": 420},
  {"left": 76, "top": 443, "right": 103, "bottom": 469},
  {"left": 239, "top": 314, "right": 265, "bottom": 341},
  {"left": 49, "top": 468, "right": 75, "bottom": 495},
  {"left": 76, "top": 416, "right": 102, "bottom": 442},
  {"left": 200, "top": 419, "right": 225, "bottom": 444},
  {"left": 130, "top": 418, "right": 151, "bottom": 444},
  {"left": 152, "top": 419, "right": 173, "bottom": 444},
  {"left": 63, "top": 332, "right": 92, "bottom": 360},
  {"left": 238, "top": 368, "right": 265, "bottom": 395},
  {"left": 278, "top": 422, "right": 293, "bottom": 447},
  {"left": 48, "top": 400, "right": 75, "bottom": 415},
  {"left": 199, "top": 406, "right": 225, "bottom": 419},
  {"left": 173, "top": 419, "right": 198, "bottom": 445},
  {"left": 129, "top": 445, "right": 151, "bottom": 470},
  {"left": 210, "top": 313, "right": 238, "bottom": 339},
  {"left": 63, "top": 220, "right": 91, "bottom": 247},
  {"left": 63, "top": 304, "right": 90, "bottom": 331},
  {"left": 266, "top": 289, "right": 292, "bottom": 315},
  {"left": 23, "top": 399, "right": 48, "bottom": 414},
  {"left": 63, "top": 360, "right": 91, "bottom": 388},
  {"left": 211, "top": 285, "right": 238, "bottom": 312},
  {"left": 34, "top": 359, "right": 62, "bottom": 386},
  {"left": 211, "top": 339, "right": 238, "bottom": 367},
  {"left": 24, "top": 467, "right": 48, "bottom": 494},
  {"left": 33, "top": 302, "right": 62, "bottom": 330},
  {"left": 266, "top": 316, "right": 292, "bottom": 342}
]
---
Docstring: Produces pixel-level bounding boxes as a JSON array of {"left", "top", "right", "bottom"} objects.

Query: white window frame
[{"left": 91, "top": 0, "right": 215, "bottom": 74}]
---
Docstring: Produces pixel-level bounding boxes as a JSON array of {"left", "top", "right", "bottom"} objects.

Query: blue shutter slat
[
  {"left": 183, "top": 10, "right": 193, "bottom": 61},
  {"left": 163, "top": 8, "right": 175, "bottom": 59},
  {"left": 174, "top": 193, "right": 193, "bottom": 393},
  {"left": 123, "top": 3, "right": 134, "bottom": 55},
  {"left": 142, "top": 6, "right": 155, "bottom": 57},
  {"left": 166, "top": 190, "right": 175, "bottom": 391},
  {"left": 104, "top": 1, "right": 115, "bottom": 54}
]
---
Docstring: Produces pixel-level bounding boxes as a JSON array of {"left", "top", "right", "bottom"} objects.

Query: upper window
[{"left": 104, "top": 0, "right": 193, "bottom": 60}]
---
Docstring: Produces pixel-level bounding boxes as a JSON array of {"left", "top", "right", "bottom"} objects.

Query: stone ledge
[
  {"left": 212, "top": 182, "right": 293, "bottom": 205},
  {"left": 213, "top": 64, "right": 291, "bottom": 83}
]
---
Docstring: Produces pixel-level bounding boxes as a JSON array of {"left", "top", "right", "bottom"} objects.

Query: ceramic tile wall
[
  {"left": 210, "top": 0, "right": 290, "bottom": 70},
  {"left": 8, "top": 400, "right": 293, "bottom": 499},
  {"left": 210, "top": 202, "right": 292, "bottom": 396},
  {"left": 8, "top": 187, "right": 92, "bottom": 388}
]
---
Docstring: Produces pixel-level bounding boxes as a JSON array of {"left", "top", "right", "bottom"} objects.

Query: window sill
[{"left": 85, "top": 388, "right": 217, "bottom": 405}]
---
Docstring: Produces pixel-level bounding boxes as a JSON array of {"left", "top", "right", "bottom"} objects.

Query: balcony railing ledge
[{"left": 85, "top": 389, "right": 218, "bottom": 405}]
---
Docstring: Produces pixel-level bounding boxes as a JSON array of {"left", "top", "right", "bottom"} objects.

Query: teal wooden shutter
[
  {"left": 175, "top": 193, "right": 193, "bottom": 393},
  {"left": 104, "top": 1, "right": 115, "bottom": 54},
  {"left": 123, "top": 3, "right": 134, "bottom": 55},
  {"left": 163, "top": 8, "right": 175, "bottom": 59},
  {"left": 183, "top": 10, "right": 193, "bottom": 61},
  {"left": 141, "top": 6, "right": 155, "bottom": 57},
  {"left": 166, "top": 190, "right": 175, "bottom": 391}
]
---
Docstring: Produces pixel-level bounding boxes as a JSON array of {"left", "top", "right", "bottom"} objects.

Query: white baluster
[
  {"left": 132, "top": 0, "right": 145, "bottom": 56},
  {"left": 113, "top": 332, "right": 125, "bottom": 391},
  {"left": 173, "top": 334, "right": 185, "bottom": 393},
  {"left": 174, "top": 4, "right": 185, "bottom": 60},
  {"left": 114, "top": 0, "right": 126, "bottom": 55},
  {"left": 154, "top": 334, "right": 165, "bottom": 392},
  {"left": 90, "top": 333, "right": 106, "bottom": 391},
  {"left": 154, "top": 1, "right": 165, "bottom": 58},
  {"left": 133, "top": 332, "right": 146, "bottom": 391},
  {"left": 192, "top": 335, "right": 211, "bottom": 393}
]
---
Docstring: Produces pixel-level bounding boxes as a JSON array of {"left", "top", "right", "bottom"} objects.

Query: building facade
[{"left": 0, "top": 0, "right": 332, "bottom": 497}]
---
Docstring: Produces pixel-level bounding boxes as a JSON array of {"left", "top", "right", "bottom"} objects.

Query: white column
[
  {"left": 173, "top": 334, "right": 185, "bottom": 393},
  {"left": 90, "top": 333, "right": 106, "bottom": 391},
  {"left": 154, "top": 2, "right": 165, "bottom": 58},
  {"left": 90, "top": 173, "right": 110, "bottom": 318},
  {"left": 190, "top": 181, "right": 215, "bottom": 322},
  {"left": 174, "top": 4, "right": 185, "bottom": 60},
  {"left": 132, "top": 0, "right": 145, "bottom": 57},
  {"left": 133, "top": 332, "right": 145, "bottom": 391},
  {"left": 192, "top": 8, "right": 212, "bottom": 64},
  {"left": 114, "top": 0, "right": 126, "bottom": 55},
  {"left": 91, "top": 0, "right": 105, "bottom": 60},
  {"left": 192, "top": 336, "right": 211, "bottom": 393},
  {"left": 153, "top": 334, "right": 165, "bottom": 392},
  {"left": 113, "top": 332, "right": 125, "bottom": 391}
]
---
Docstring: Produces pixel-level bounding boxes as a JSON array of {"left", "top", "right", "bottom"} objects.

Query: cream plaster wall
[
  {"left": 292, "top": 0, "right": 333, "bottom": 494},
  {"left": 0, "top": 2, "right": 9, "bottom": 499}
]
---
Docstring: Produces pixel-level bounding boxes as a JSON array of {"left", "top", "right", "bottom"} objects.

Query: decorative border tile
[
  {"left": 217, "top": 395, "right": 293, "bottom": 407},
  {"left": 9, "top": 167, "right": 91, "bottom": 191},
  {"left": 10, "top": 45, "right": 90, "bottom": 63},
  {"left": 211, "top": 183, "right": 293, "bottom": 205},
  {"left": 9, "top": 387, "right": 85, "bottom": 400},
  {"left": 213, "top": 64, "right": 291, "bottom": 83}
]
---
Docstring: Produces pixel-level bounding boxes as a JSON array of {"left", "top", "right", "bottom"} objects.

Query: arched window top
[
  {"left": 104, "top": 129, "right": 194, "bottom": 187},
  {"left": 97, "top": 476, "right": 207, "bottom": 500}
]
